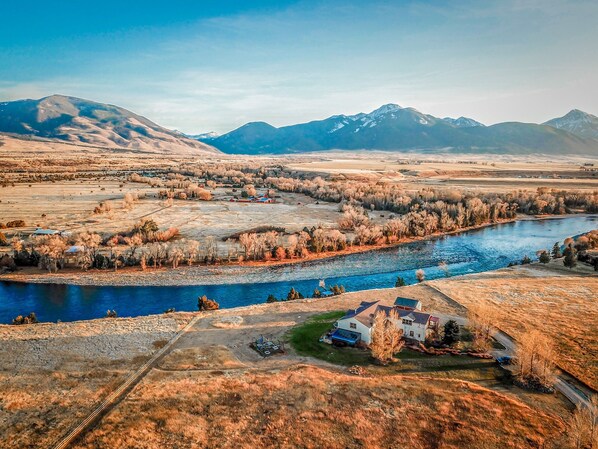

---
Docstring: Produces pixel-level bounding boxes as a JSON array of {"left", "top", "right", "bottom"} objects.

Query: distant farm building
[{"left": 32, "top": 228, "right": 65, "bottom": 237}]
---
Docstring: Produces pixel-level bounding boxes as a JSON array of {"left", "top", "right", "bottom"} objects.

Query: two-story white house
[{"left": 332, "top": 298, "right": 439, "bottom": 345}]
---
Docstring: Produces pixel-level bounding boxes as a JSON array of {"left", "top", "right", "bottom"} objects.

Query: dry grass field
[
  {"left": 0, "top": 315, "right": 190, "bottom": 449},
  {"left": 71, "top": 365, "right": 565, "bottom": 449},
  {"left": 287, "top": 153, "right": 598, "bottom": 193},
  {"left": 0, "top": 179, "right": 341, "bottom": 242},
  {"left": 429, "top": 264, "right": 598, "bottom": 390}
]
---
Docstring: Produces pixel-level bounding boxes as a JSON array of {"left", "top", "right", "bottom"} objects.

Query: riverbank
[{"left": 0, "top": 214, "right": 583, "bottom": 287}]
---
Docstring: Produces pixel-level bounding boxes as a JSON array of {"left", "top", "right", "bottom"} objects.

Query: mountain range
[
  {"left": 1, "top": 95, "right": 597, "bottom": 156},
  {"left": 0, "top": 95, "right": 218, "bottom": 154},
  {"left": 198, "top": 104, "right": 598, "bottom": 155}
]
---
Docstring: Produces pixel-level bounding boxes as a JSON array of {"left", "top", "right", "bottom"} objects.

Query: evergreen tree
[
  {"left": 563, "top": 245, "right": 577, "bottom": 269},
  {"left": 551, "top": 242, "right": 562, "bottom": 259},
  {"left": 442, "top": 320, "right": 460, "bottom": 345},
  {"left": 266, "top": 294, "right": 278, "bottom": 303},
  {"left": 287, "top": 288, "right": 304, "bottom": 300},
  {"left": 521, "top": 255, "right": 532, "bottom": 265},
  {"left": 395, "top": 276, "right": 406, "bottom": 287}
]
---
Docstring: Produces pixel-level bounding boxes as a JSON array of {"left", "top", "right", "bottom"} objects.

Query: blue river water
[{"left": 0, "top": 215, "right": 596, "bottom": 324}]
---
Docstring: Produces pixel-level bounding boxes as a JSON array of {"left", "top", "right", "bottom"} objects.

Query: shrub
[
  {"left": 563, "top": 245, "right": 577, "bottom": 269},
  {"left": 330, "top": 285, "right": 345, "bottom": 295},
  {"left": 539, "top": 251, "right": 550, "bottom": 264},
  {"left": 198, "top": 295, "right": 220, "bottom": 311},
  {"left": 0, "top": 254, "right": 16, "bottom": 271},
  {"left": 5, "top": 220, "right": 26, "bottom": 228},
  {"left": 286, "top": 288, "right": 304, "bottom": 301},
  {"left": 12, "top": 312, "right": 38, "bottom": 325}
]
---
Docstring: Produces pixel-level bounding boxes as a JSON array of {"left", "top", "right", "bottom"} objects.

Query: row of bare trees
[{"left": 468, "top": 302, "right": 558, "bottom": 389}]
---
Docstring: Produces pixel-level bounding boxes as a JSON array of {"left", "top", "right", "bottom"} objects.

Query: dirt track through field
[{"left": 49, "top": 315, "right": 200, "bottom": 449}]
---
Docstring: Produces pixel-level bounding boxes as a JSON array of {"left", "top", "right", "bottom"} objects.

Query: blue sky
[{"left": 2, "top": 0, "right": 597, "bottom": 133}]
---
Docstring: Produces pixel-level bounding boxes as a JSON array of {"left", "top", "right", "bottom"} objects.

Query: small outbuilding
[{"left": 394, "top": 297, "right": 422, "bottom": 311}]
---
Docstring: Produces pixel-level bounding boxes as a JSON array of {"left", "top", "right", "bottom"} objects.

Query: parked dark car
[{"left": 496, "top": 356, "right": 512, "bottom": 365}]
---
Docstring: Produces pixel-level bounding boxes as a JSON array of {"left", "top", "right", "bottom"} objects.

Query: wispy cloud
[{"left": 1, "top": 0, "right": 597, "bottom": 132}]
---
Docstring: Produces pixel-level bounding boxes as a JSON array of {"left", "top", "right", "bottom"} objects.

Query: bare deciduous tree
[
  {"left": 467, "top": 302, "right": 499, "bottom": 352},
  {"left": 567, "top": 396, "right": 598, "bottom": 449},
  {"left": 370, "top": 309, "right": 404, "bottom": 364},
  {"left": 514, "top": 329, "right": 557, "bottom": 388}
]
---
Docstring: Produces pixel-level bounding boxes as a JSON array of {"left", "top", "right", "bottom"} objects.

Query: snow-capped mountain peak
[
  {"left": 544, "top": 109, "right": 598, "bottom": 140},
  {"left": 369, "top": 103, "right": 402, "bottom": 117},
  {"left": 443, "top": 116, "right": 485, "bottom": 128}
]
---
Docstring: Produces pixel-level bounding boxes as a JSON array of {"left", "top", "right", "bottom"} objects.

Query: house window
[
  {"left": 402, "top": 319, "right": 412, "bottom": 325},
  {"left": 409, "top": 331, "right": 414, "bottom": 337},
  {"left": 350, "top": 322, "right": 357, "bottom": 329}
]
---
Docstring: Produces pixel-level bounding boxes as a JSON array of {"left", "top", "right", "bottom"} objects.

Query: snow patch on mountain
[
  {"left": 443, "top": 116, "right": 484, "bottom": 128},
  {"left": 189, "top": 131, "right": 220, "bottom": 140},
  {"left": 544, "top": 109, "right": 598, "bottom": 139},
  {"left": 369, "top": 103, "right": 402, "bottom": 117}
]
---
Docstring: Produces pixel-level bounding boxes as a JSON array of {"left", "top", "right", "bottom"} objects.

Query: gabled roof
[
  {"left": 340, "top": 301, "right": 379, "bottom": 320},
  {"left": 340, "top": 300, "right": 434, "bottom": 329},
  {"left": 395, "top": 309, "right": 431, "bottom": 325}
]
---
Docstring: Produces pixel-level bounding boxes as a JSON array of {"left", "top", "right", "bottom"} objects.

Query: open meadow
[
  {"left": 287, "top": 153, "right": 598, "bottom": 193},
  {"left": 429, "top": 263, "right": 598, "bottom": 391}
]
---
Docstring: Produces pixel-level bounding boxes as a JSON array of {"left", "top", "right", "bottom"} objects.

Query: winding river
[{"left": 1, "top": 215, "right": 596, "bottom": 324}]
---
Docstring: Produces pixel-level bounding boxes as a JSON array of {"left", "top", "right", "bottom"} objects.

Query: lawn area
[{"left": 288, "top": 311, "right": 372, "bottom": 365}]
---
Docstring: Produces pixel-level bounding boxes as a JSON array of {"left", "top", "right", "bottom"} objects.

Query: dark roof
[
  {"left": 342, "top": 301, "right": 378, "bottom": 320},
  {"left": 394, "top": 297, "right": 421, "bottom": 309},
  {"left": 340, "top": 300, "right": 435, "bottom": 328},
  {"left": 331, "top": 328, "right": 361, "bottom": 344},
  {"left": 395, "top": 309, "right": 432, "bottom": 325}
]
